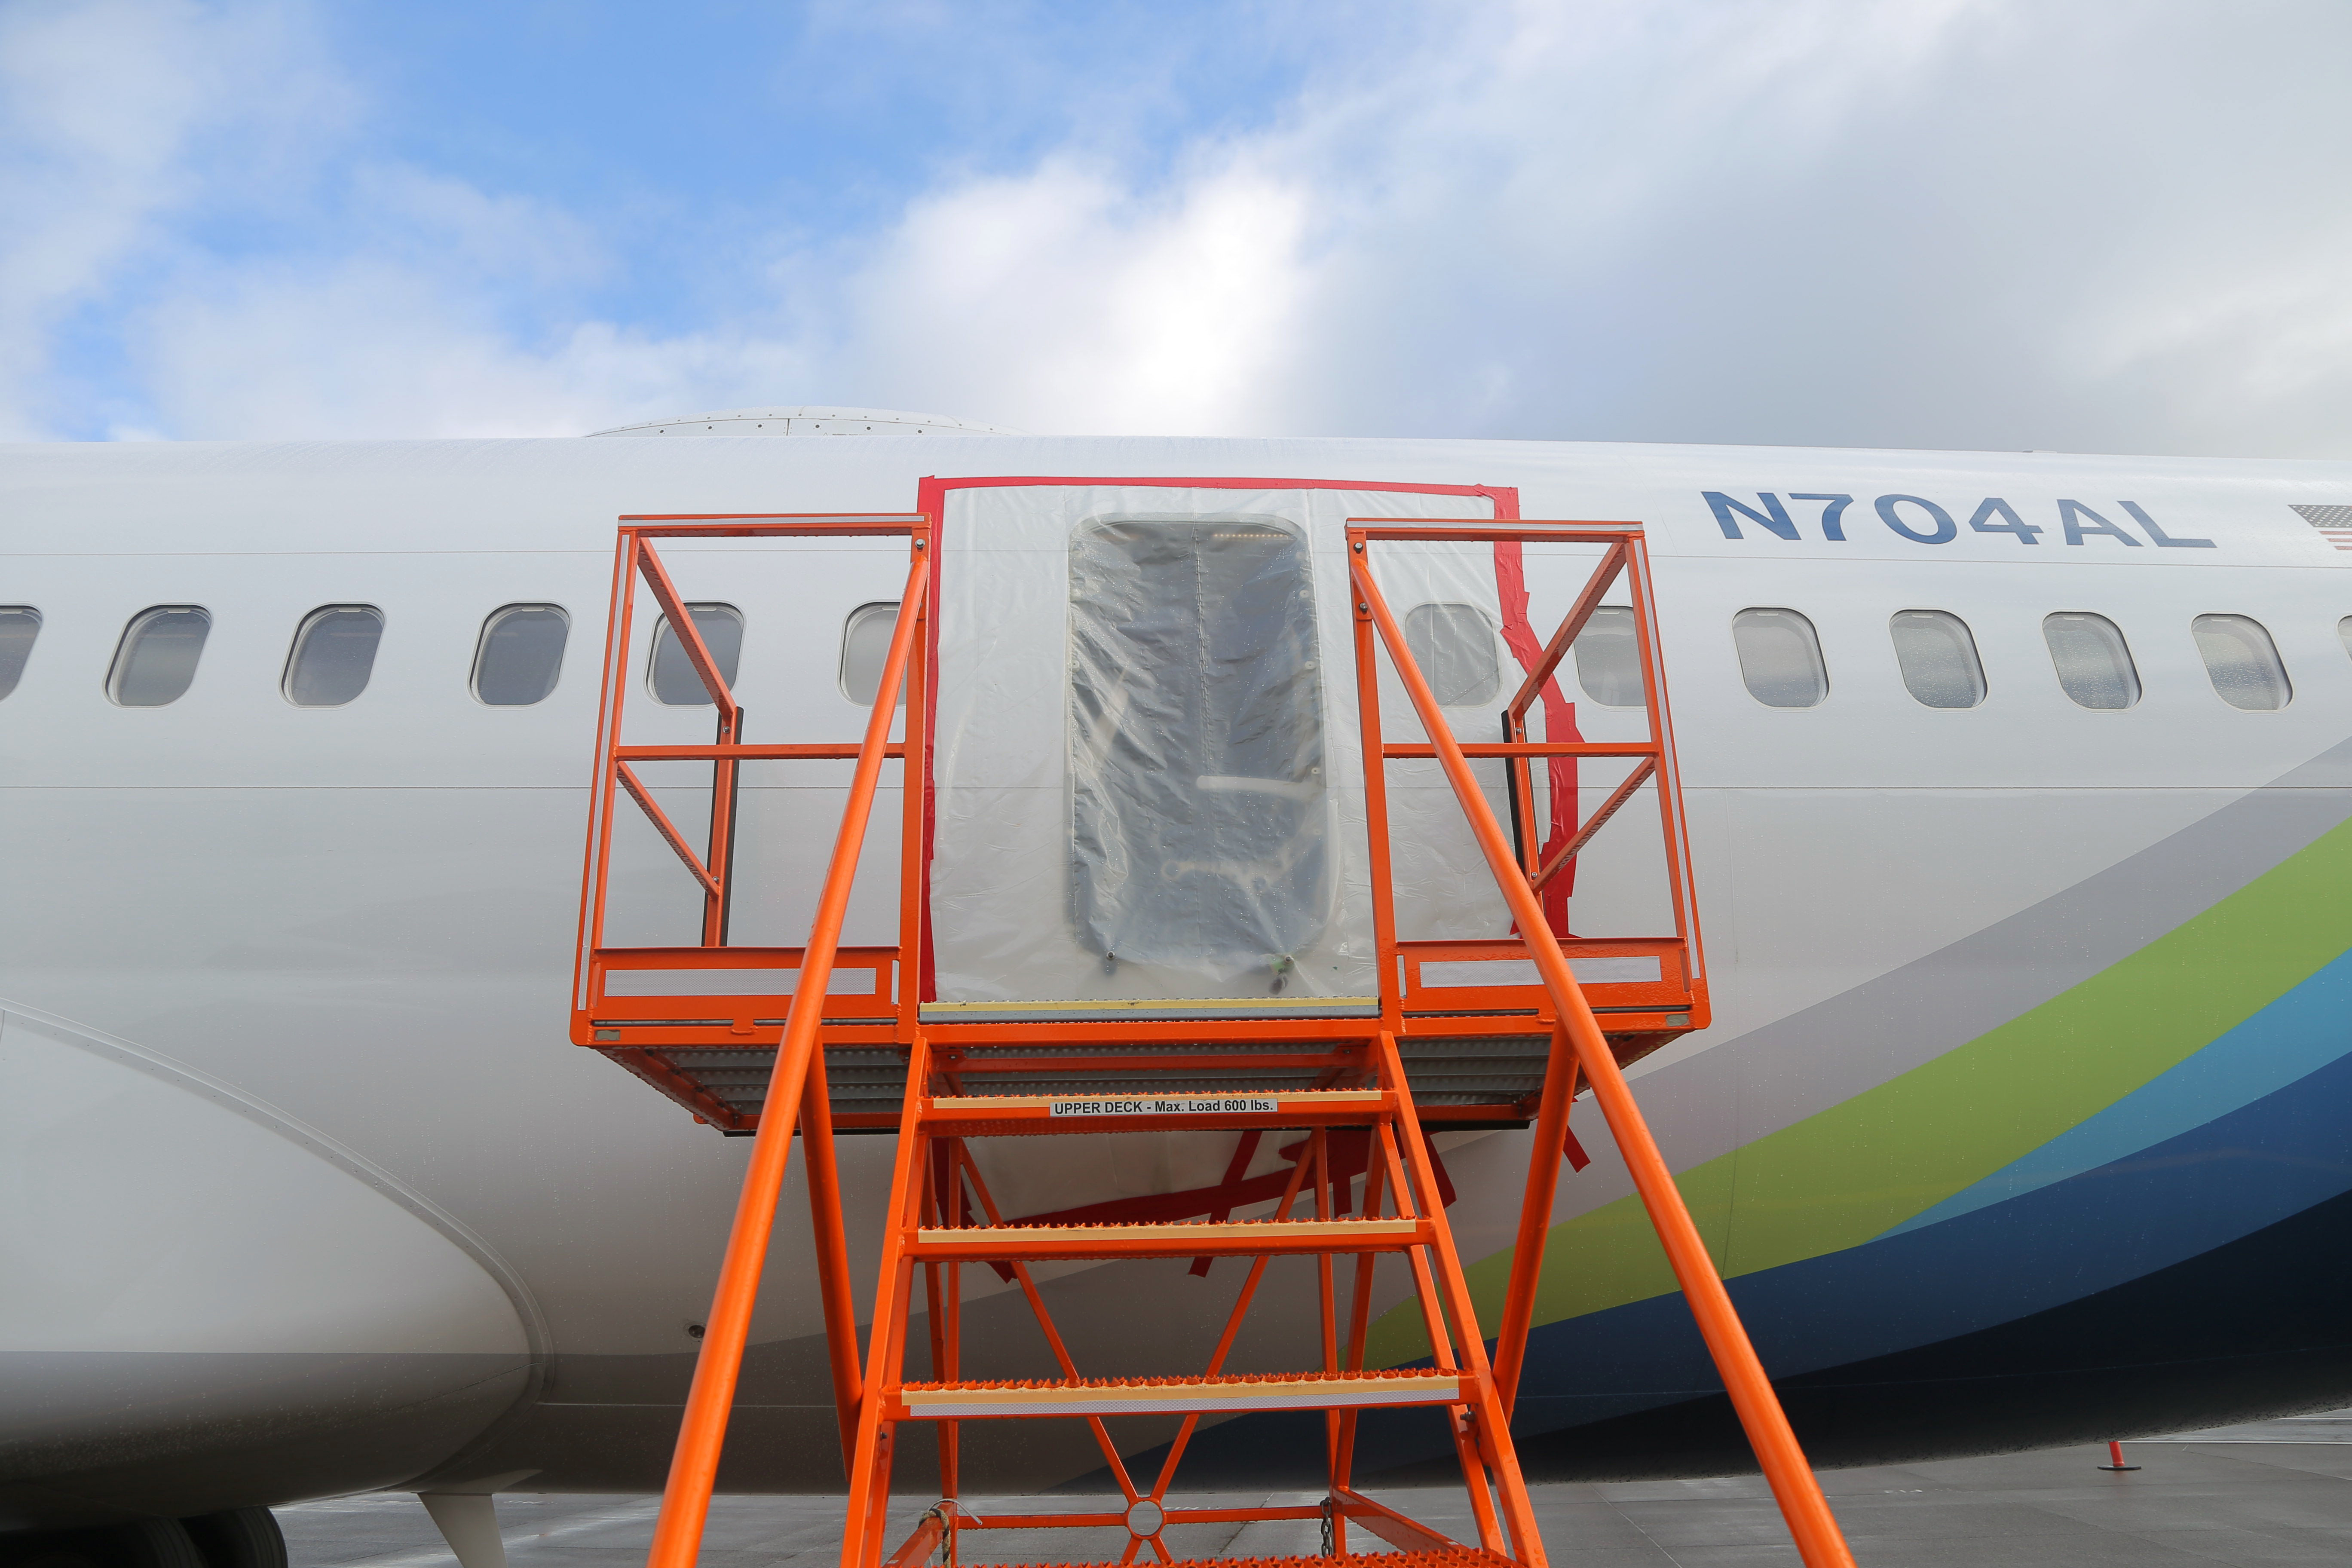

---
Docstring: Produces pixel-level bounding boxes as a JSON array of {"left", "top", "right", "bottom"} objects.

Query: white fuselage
[{"left": 5, "top": 432, "right": 2349, "bottom": 1525}]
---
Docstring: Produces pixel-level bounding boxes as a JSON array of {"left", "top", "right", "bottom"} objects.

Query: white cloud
[
  {"left": 2062, "top": 211, "right": 2352, "bottom": 460},
  {"left": 121, "top": 162, "right": 695, "bottom": 439},
  {"left": 830, "top": 155, "right": 1311, "bottom": 435},
  {"left": 775, "top": 0, "right": 2352, "bottom": 455},
  {"left": 7, "top": 0, "right": 2352, "bottom": 454},
  {"left": 0, "top": 0, "right": 349, "bottom": 436},
  {"left": 130, "top": 257, "right": 808, "bottom": 438}
]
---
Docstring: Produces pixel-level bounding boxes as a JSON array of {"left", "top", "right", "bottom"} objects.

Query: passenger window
[
  {"left": 108, "top": 606, "right": 211, "bottom": 707},
  {"left": 840, "top": 602, "right": 906, "bottom": 707},
  {"left": 1889, "top": 610, "right": 1986, "bottom": 709},
  {"left": 1571, "top": 606, "right": 1644, "bottom": 708},
  {"left": 472, "top": 605, "right": 569, "bottom": 706},
  {"left": 1403, "top": 603, "right": 1500, "bottom": 706},
  {"left": 0, "top": 607, "right": 39, "bottom": 700},
  {"left": 648, "top": 603, "right": 744, "bottom": 705},
  {"left": 284, "top": 606, "right": 384, "bottom": 707},
  {"left": 2043, "top": 612, "right": 2140, "bottom": 710},
  {"left": 1731, "top": 608, "right": 1828, "bottom": 708},
  {"left": 2192, "top": 615, "right": 2290, "bottom": 710}
]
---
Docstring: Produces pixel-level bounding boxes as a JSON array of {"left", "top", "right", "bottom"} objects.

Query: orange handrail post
[
  {"left": 642, "top": 551, "right": 930, "bottom": 1568},
  {"left": 1348, "top": 537, "right": 1856, "bottom": 1568}
]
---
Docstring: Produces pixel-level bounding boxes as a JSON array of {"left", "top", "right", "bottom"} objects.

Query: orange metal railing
[
  {"left": 567, "top": 516, "right": 930, "bottom": 1568},
  {"left": 571, "top": 514, "right": 931, "bottom": 1054}
]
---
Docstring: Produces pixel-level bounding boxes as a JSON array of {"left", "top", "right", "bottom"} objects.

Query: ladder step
[
  {"left": 984, "top": 1555, "right": 1510, "bottom": 1568},
  {"left": 910, "top": 1216, "right": 1426, "bottom": 1260},
  {"left": 895, "top": 1368, "right": 1464, "bottom": 1419},
  {"left": 922, "top": 1087, "right": 1388, "bottom": 1130}
]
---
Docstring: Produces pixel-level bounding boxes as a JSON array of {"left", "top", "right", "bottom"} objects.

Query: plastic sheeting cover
[{"left": 928, "top": 483, "right": 1495, "bottom": 1006}]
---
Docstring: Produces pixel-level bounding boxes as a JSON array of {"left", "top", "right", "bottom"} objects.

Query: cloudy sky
[{"left": 3, "top": 0, "right": 2349, "bottom": 454}]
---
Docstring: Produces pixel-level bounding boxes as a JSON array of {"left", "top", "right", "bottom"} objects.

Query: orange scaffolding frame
[{"left": 569, "top": 508, "right": 1855, "bottom": 1568}]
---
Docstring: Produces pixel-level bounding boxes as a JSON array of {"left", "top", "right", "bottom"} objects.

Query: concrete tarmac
[{"left": 278, "top": 1414, "right": 2352, "bottom": 1568}]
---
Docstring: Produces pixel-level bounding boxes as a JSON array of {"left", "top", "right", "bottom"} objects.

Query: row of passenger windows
[
  {"left": 0, "top": 601, "right": 909, "bottom": 708},
  {"left": 0, "top": 596, "right": 2329, "bottom": 715},
  {"left": 1717, "top": 607, "right": 2310, "bottom": 711},
  {"left": 1403, "top": 603, "right": 2330, "bottom": 713}
]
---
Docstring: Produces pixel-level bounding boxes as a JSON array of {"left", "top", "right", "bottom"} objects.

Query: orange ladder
[
  {"left": 847, "top": 1031, "right": 1543, "bottom": 1568},
  {"left": 568, "top": 509, "right": 1856, "bottom": 1568}
]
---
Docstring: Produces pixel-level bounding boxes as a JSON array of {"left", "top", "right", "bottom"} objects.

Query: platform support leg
[
  {"left": 802, "top": 1049, "right": 861, "bottom": 1472},
  {"left": 1495, "top": 1033, "right": 1578, "bottom": 1417}
]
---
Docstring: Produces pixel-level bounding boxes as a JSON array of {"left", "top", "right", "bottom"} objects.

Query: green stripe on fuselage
[{"left": 1366, "top": 811, "right": 2352, "bottom": 1365}]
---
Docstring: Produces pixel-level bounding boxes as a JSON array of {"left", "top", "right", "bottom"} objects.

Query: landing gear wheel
[
  {"left": 3, "top": 1519, "right": 204, "bottom": 1568},
  {"left": 181, "top": 1511, "right": 285, "bottom": 1568}
]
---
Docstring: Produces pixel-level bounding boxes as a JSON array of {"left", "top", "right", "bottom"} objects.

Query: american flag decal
[{"left": 2294, "top": 504, "right": 2352, "bottom": 552}]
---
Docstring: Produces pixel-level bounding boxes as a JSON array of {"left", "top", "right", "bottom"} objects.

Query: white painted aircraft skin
[{"left": 4, "top": 430, "right": 2351, "bottom": 1531}]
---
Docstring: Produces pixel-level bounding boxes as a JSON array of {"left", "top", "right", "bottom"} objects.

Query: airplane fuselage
[{"left": 6, "top": 432, "right": 2351, "bottom": 1527}]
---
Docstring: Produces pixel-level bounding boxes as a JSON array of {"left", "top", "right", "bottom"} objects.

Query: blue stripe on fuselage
[{"left": 1885, "top": 948, "right": 2352, "bottom": 1239}]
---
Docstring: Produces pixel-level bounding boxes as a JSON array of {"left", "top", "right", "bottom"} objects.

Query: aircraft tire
[
  {"left": 180, "top": 1511, "right": 285, "bottom": 1568},
  {"left": 1, "top": 1519, "right": 205, "bottom": 1568}
]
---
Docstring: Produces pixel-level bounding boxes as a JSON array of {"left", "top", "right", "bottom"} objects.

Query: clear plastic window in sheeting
[
  {"left": 648, "top": 603, "right": 743, "bottom": 705},
  {"left": 1732, "top": 608, "right": 1828, "bottom": 708},
  {"left": 109, "top": 606, "right": 211, "bottom": 707},
  {"left": 2192, "top": 614, "right": 2291, "bottom": 710},
  {"left": 1889, "top": 609, "right": 1985, "bottom": 709},
  {"left": 1402, "top": 603, "right": 1500, "bottom": 707},
  {"left": 2043, "top": 612, "right": 2139, "bottom": 710},
  {"left": 284, "top": 605, "right": 384, "bottom": 707},
  {"left": 1067, "top": 520, "right": 1328, "bottom": 986},
  {"left": 0, "top": 607, "right": 39, "bottom": 700},
  {"left": 1573, "top": 606, "right": 1643, "bottom": 707}
]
